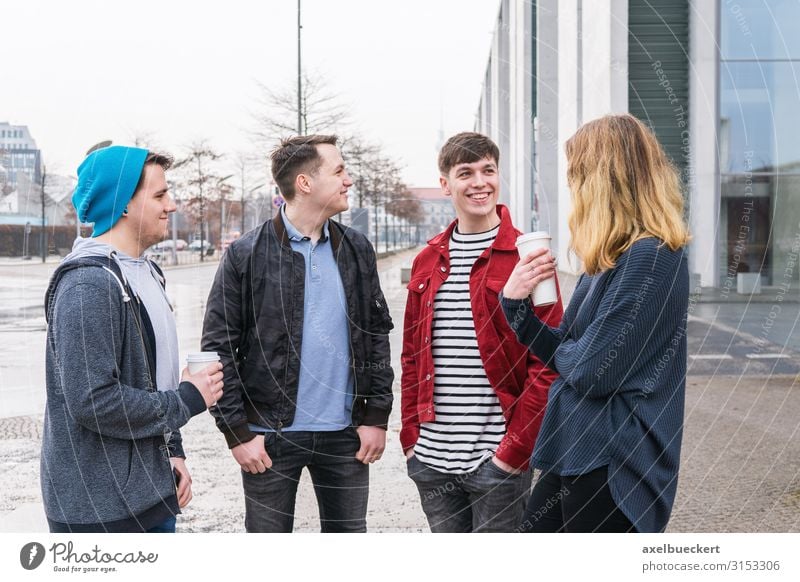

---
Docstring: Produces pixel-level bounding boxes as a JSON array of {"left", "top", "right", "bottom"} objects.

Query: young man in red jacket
[{"left": 401, "top": 132, "right": 563, "bottom": 532}]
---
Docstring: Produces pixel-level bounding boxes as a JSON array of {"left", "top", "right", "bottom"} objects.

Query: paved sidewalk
[
  {"left": 0, "top": 248, "right": 797, "bottom": 532},
  {"left": 0, "top": 249, "right": 428, "bottom": 533}
]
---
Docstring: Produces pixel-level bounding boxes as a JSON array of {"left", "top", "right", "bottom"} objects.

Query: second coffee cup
[
  {"left": 186, "top": 352, "right": 220, "bottom": 374},
  {"left": 515, "top": 232, "right": 558, "bottom": 307}
]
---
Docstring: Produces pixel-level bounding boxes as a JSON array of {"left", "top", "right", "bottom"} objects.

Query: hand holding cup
[
  {"left": 503, "top": 247, "right": 557, "bottom": 301},
  {"left": 182, "top": 352, "right": 223, "bottom": 408},
  {"left": 506, "top": 232, "right": 558, "bottom": 305}
]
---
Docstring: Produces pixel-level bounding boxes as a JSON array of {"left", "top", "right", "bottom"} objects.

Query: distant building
[
  {"left": 409, "top": 187, "right": 453, "bottom": 240},
  {"left": 0, "top": 123, "right": 76, "bottom": 227},
  {"left": 0, "top": 172, "right": 76, "bottom": 227},
  {"left": 0, "top": 122, "right": 42, "bottom": 193},
  {"left": 337, "top": 188, "right": 420, "bottom": 250}
]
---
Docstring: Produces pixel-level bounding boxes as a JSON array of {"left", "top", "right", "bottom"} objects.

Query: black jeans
[
  {"left": 521, "top": 466, "right": 636, "bottom": 532},
  {"left": 407, "top": 455, "right": 532, "bottom": 533},
  {"left": 241, "top": 427, "right": 369, "bottom": 533}
]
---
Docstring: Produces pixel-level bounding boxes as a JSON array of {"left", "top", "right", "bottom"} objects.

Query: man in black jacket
[{"left": 202, "top": 135, "right": 394, "bottom": 532}]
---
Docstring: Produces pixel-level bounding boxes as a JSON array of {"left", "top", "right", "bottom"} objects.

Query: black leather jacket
[{"left": 202, "top": 213, "right": 394, "bottom": 448}]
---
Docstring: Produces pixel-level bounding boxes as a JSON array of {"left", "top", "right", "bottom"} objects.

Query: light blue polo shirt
[{"left": 250, "top": 206, "right": 354, "bottom": 433}]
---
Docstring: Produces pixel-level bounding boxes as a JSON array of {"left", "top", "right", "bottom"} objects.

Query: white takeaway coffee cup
[
  {"left": 515, "top": 232, "right": 558, "bottom": 307},
  {"left": 186, "top": 352, "right": 220, "bottom": 374}
]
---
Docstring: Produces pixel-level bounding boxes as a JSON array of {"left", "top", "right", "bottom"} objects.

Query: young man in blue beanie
[{"left": 41, "top": 145, "right": 224, "bottom": 533}]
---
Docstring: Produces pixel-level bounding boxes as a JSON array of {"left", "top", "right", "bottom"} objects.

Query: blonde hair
[{"left": 565, "top": 114, "right": 690, "bottom": 275}]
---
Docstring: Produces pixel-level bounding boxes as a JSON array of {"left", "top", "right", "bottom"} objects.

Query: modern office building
[
  {"left": 0, "top": 123, "right": 77, "bottom": 228},
  {"left": 0, "top": 122, "right": 42, "bottom": 193},
  {"left": 477, "top": 0, "right": 799, "bottom": 291}
]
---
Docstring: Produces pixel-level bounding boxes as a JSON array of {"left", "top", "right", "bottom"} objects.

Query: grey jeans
[
  {"left": 407, "top": 454, "right": 532, "bottom": 532},
  {"left": 242, "top": 428, "right": 368, "bottom": 533}
]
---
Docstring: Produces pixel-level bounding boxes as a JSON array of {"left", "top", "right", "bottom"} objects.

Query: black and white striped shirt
[{"left": 414, "top": 224, "right": 506, "bottom": 474}]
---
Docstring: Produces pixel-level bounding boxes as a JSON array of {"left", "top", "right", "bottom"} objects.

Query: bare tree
[
  {"left": 386, "top": 182, "right": 423, "bottom": 250},
  {"left": 252, "top": 71, "right": 352, "bottom": 142},
  {"left": 359, "top": 155, "right": 399, "bottom": 249},
  {"left": 341, "top": 137, "right": 380, "bottom": 208},
  {"left": 173, "top": 141, "right": 224, "bottom": 262},
  {"left": 216, "top": 176, "right": 235, "bottom": 247},
  {"left": 233, "top": 152, "right": 268, "bottom": 233},
  {"left": 387, "top": 187, "right": 423, "bottom": 223},
  {"left": 250, "top": 73, "right": 413, "bottom": 251},
  {"left": 128, "top": 130, "right": 163, "bottom": 151}
]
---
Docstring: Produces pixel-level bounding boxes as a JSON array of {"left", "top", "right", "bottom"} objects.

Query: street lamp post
[
  {"left": 270, "top": 185, "right": 283, "bottom": 220},
  {"left": 198, "top": 159, "right": 206, "bottom": 263},
  {"left": 217, "top": 173, "right": 234, "bottom": 249},
  {"left": 40, "top": 163, "right": 47, "bottom": 263},
  {"left": 384, "top": 201, "right": 389, "bottom": 254},
  {"left": 22, "top": 221, "right": 31, "bottom": 260},
  {"left": 297, "top": 0, "right": 303, "bottom": 134},
  {"left": 165, "top": 179, "right": 178, "bottom": 265},
  {"left": 244, "top": 183, "right": 265, "bottom": 233}
]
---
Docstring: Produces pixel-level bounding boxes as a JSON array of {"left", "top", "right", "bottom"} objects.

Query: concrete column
[
  {"left": 557, "top": 0, "right": 581, "bottom": 273},
  {"left": 494, "top": 0, "right": 512, "bottom": 209},
  {"left": 507, "top": 0, "right": 534, "bottom": 230},
  {"left": 488, "top": 15, "right": 501, "bottom": 144},
  {"left": 478, "top": 68, "right": 492, "bottom": 136},
  {"left": 582, "top": 0, "right": 629, "bottom": 121},
  {"left": 689, "top": 0, "right": 720, "bottom": 287},
  {"left": 536, "top": 0, "right": 559, "bottom": 240}
]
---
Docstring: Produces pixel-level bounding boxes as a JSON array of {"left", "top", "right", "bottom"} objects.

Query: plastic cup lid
[
  {"left": 516, "top": 231, "right": 551, "bottom": 246},
  {"left": 187, "top": 352, "right": 219, "bottom": 361}
]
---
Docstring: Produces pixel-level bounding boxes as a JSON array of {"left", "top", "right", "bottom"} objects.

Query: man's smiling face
[{"left": 440, "top": 156, "right": 500, "bottom": 232}]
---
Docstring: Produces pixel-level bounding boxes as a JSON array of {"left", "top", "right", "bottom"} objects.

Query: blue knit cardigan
[{"left": 501, "top": 237, "right": 689, "bottom": 532}]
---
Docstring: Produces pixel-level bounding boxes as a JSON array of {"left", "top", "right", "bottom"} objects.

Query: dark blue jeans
[
  {"left": 147, "top": 516, "right": 176, "bottom": 533},
  {"left": 241, "top": 427, "right": 369, "bottom": 533},
  {"left": 407, "top": 454, "right": 532, "bottom": 532},
  {"left": 47, "top": 515, "right": 176, "bottom": 533}
]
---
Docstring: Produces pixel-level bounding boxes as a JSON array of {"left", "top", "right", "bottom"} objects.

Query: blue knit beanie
[{"left": 72, "top": 145, "right": 149, "bottom": 237}]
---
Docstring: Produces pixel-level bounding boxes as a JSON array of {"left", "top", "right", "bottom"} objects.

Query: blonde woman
[{"left": 501, "top": 114, "right": 690, "bottom": 533}]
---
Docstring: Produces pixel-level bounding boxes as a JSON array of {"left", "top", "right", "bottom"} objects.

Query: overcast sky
[{"left": 2, "top": 0, "right": 500, "bottom": 187}]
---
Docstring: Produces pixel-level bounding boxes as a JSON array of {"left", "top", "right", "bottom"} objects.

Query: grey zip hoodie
[
  {"left": 40, "top": 238, "right": 206, "bottom": 531},
  {"left": 65, "top": 238, "right": 180, "bottom": 396}
]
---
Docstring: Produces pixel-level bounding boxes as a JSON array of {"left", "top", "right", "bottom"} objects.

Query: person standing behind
[
  {"left": 41, "top": 145, "right": 223, "bottom": 533},
  {"left": 400, "top": 132, "right": 563, "bottom": 532},
  {"left": 501, "top": 114, "right": 690, "bottom": 532},
  {"left": 202, "top": 135, "right": 394, "bottom": 533}
]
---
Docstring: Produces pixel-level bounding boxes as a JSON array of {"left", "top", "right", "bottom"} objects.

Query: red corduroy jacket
[{"left": 400, "top": 205, "right": 564, "bottom": 470}]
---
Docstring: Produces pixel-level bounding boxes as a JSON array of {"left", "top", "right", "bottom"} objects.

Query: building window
[{"left": 719, "top": 0, "right": 800, "bottom": 287}]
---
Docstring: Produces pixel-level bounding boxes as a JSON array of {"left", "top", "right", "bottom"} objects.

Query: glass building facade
[
  {"left": 477, "top": 1, "right": 799, "bottom": 290},
  {"left": 719, "top": 0, "right": 800, "bottom": 288}
]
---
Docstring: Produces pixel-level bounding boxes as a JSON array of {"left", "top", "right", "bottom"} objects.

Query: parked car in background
[
  {"left": 153, "top": 238, "right": 187, "bottom": 251},
  {"left": 188, "top": 239, "right": 215, "bottom": 256},
  {"left": 143, "top": 247, "right": 164, "bottom": 263}
]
